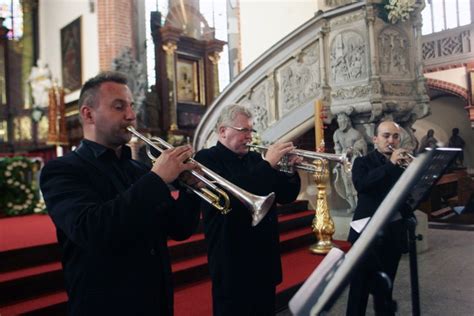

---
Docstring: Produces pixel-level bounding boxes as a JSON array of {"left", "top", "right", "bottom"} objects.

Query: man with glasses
[{"left": 195, "top": 104, "right": 301, "bottom": 315}]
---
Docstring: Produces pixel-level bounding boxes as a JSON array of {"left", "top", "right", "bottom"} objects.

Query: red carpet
[
  {"left": 0, "top": 214, "right": 57, "bottom": 252},
  {"left": 0, "top": 203, "right": 350, "bottom": 315},
  {"left": 174, "top": 240, "right": 350, "bottom": 315}
]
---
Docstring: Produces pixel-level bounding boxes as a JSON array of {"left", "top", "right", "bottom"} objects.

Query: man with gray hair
[{"left": 195, "top": 104, "right": 302, "bottom": 315}]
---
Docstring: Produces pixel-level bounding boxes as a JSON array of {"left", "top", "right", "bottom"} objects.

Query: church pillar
[
  {"left": 205, "top": 38, "right": 225, "bottom": 103},
  {"left": 319, "top": 23, "right": 328, "bottom": 88},
  {"left": 413, "top": 13, "right": 429, "bottom": 109},
  {"left": 319, "top": 21, "right": 332, "bottom": 121},
  {"left": 97, "top": 0, "right": 135, "bottom": 70},
  {"left": 207, "top": 51, "right": 220, "bottom": 103},
  {"left": 367, "top": 5, "right": 378, "bottom": 77},
  {"left": 162, "top": 40, "right": 178, "bottom": 131}
]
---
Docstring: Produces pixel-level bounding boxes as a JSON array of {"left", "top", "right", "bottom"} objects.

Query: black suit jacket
[
  {"left": 40, "top": 140, "right": 200, "bottom": 316},
  {"left": 348, "top": 150, "right": 404, "bottom": 243},
  {"left": 194, "top": 142, "right": 301, "bottom": 299}
]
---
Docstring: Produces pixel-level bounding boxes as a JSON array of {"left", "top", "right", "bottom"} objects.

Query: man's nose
[{"left": 125, "top": 105, "right": 136, "bottom": 121}]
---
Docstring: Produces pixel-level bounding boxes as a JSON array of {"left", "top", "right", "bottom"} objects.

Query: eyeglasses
[{"left": 226, "top": 126, "right": 256, "bottom": 134}]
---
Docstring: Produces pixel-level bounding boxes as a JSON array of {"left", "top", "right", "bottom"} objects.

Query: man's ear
[
  {"left": 80, "top": 105, "right": 94, "bottom": 124},
  {"left": 218, "top": 126, "right": 226, "bottom": 138}
]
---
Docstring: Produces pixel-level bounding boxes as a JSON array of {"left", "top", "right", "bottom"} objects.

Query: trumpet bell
[{"left": 251, "top": 192, "right": 275, "bottom": 226}]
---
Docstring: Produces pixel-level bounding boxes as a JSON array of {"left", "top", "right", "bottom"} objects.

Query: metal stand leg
[
  {"left": 407, "top": 217, "right": 422, "bottom": 316},
  {"left": 373, "top": 271, "right": 397, "bottom": 316}
]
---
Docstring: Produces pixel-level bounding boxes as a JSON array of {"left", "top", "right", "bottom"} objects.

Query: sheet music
[{"left": 350, "top": 217, "right": 370, "bottom": 233}]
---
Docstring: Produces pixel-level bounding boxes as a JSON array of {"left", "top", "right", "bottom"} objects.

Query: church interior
[{"left": 1, "top": 0, "right": 474, "bottom": 315}]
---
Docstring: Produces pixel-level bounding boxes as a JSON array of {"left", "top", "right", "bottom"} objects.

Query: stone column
[
  {"left": 319, "top": 20, "right": 332, "bottom": 120},
  {"left": 205, "top": 38, "right": 226, "bottom": 104},
  {"left": 365, "top": 4, "right": 383, "bottom": 127},
  {"left": 367, "top": 5, "right": 378, "bottom": 78},
  {"left": 97, "top": 0, "right": 135, "bottom": 71},
  {"left": 208, "top": 51, "right": 221, "bottom": 102},
  {"left": 162, "top": 40, "right": 178, "bottom": 131},
  {"left": 319, "top": 23, "right": 328, "bottom": 88},
  {"left": 413, "top": 14, "right": 429, "bottom": 104}
]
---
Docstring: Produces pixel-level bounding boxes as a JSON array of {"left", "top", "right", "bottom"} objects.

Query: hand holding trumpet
[
  {"left": 263, "top": 142, "right": 303, "bottom": 169},
  {"left": 151, "top": 145, "right": 198, "bottom": 183},
  {"left": 388, "top": 145, "right": 415, "bottom": 168}
]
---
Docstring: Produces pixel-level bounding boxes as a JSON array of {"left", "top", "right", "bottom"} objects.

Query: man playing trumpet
[
  {"left": 195, "top": 104, "right": 301, "bottom": 315},
  {"left": 346, "top": 120, "right": 412, "bottom": 316},
  {"left": 40, "top": 72, "right": 201, "bottom": 316}
]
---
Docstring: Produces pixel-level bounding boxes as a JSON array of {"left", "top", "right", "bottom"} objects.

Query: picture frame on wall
[
  {"left": 176, "top": 57, "right": 201, "bottom": 103},
  {"left": 61, "top": 17, "right": 82, "bottom": 92}
]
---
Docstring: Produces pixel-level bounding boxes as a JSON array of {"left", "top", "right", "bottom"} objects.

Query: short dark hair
[
  {"left": 78, "top": 71, "right": 129, "bottom": 110},
  {"left": 374, "top": 120, "right": 399, "bottom": 136},
  {"left": 374, "top": 120, "right": 384, "bottom": 136}
]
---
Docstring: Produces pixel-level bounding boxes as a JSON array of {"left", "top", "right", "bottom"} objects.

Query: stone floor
[{"left": 278, "top": 222, "right": 474, "bottom": 315}]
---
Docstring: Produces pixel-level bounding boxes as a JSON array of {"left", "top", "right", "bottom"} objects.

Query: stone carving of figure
[
  {"left": 448, "top": 127, "right": 466, "bottom": 166},
  {"left": 332, "top": 113, "right": 367, "bottom": 212},
  {"left": 399, "top": 115, "right": 419, "bottom": 154},
  {"left": 29, "top": 59, "right": 52, "bottom": 108},
  {"left": 418, "top": 128, "right": 438, "bottom": 153}
]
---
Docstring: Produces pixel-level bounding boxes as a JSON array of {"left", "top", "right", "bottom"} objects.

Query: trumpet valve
[{"left": 277, "top": 155, "right": 295, "bottom": 174}]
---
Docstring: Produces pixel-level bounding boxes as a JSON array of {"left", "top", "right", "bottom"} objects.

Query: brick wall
[
  {"left": 426, "top": 78, "right": 469, "bottom": 104},
  {"left": 97, "top": 0, "right": 136, "bottom": 70}
]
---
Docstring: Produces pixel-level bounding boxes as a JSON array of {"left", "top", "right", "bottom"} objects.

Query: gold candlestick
[
  {"left": 309, "top": 158, "right": 336, "bottom": 254},
  {"left": 309, "top": 100, "right": 335, "bottom": 254}
]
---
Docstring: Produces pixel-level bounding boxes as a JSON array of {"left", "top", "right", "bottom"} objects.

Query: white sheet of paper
[{"left": 350, "top": 217, "right": 371, "bottom": 233}]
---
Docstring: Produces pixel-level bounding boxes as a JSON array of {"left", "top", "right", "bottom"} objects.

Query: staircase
[{"left": 0, "top": 202, "right": 349, "bottom": 315}]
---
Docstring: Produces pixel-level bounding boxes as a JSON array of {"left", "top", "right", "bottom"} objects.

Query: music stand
[{"left": 289, "top": 147, "right": 461, "bottom": 316}]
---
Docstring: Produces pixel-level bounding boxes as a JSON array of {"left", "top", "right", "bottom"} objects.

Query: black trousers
[
  {"left": 346, "top": 220, "right": 407, "bottom": 316},
  {"left": 212, "top": 283, "right": 276, "bottom": 316}
]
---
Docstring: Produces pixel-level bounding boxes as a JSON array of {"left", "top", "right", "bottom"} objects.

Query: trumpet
[
  {"left": 388, "top": 145, "right": 415, "bottom": 168},
  {"left": 247, "top": 144, "right": 352, "bottom": 173},
  {"left": 128, "top": 127, "right": 275, "bottom": 226}
]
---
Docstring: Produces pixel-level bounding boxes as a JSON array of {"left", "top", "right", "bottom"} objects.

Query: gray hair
[{"left": 215, "top": 104, "right": 253, "bottom": 132}]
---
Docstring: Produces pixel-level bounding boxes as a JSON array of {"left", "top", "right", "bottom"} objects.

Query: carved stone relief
[
  {"left": 330, "top": 31, "right": 367, "bottom": 84},
  {"left": 239, "top": 80, "right": 271, "bottom": 133},
  {"left": 276, "top": 42, "right": 320, "bottom": 116},
  {"left": 331, "top": 85, "right": 371, "bottom": 100},
  {"left": 378, "top": 28, "right": 410, "bottom": 76},
  {"left": 329, "top": 10, "right": 365, "bottom": 28},
  {"left": 382, "top": 82, "right": 414, "bottom": 96},
  {"left": 325, "top": 0, "right": 356, "bottom": 7}
]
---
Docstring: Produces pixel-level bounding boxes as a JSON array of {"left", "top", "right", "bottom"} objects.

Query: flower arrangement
[
  {"left": 0, "top": 157, "right": 46, "bottom": 216},
  {"left": 379, "top": 0, "right": 416, "bottom": 24}
]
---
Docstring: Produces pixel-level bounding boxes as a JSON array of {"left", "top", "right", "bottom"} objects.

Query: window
[
  {"left": 0, "top": 0, "right": 22, "bottom": 40},
  {"left": 422, "top": 0, "right": 471, "bottom": 35}
]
